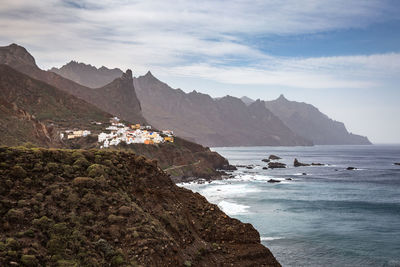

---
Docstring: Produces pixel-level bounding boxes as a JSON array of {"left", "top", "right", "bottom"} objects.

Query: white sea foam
[
  {"left": 218, "top": 200, "right": 250, "bottom": 215},
  {"left": 260, "top": 236, "right": 283, "bottom": 241}
]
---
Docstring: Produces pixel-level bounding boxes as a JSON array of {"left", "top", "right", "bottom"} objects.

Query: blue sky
[{"left": 0, "top": 0, "right": 399, "bottom": 143}]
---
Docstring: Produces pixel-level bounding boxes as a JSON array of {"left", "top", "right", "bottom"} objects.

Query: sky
[{"left": 0, "top": 0, "right": 399, "bottom": 143}]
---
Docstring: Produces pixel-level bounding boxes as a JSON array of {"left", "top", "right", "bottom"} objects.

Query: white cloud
[
  {"left": 160, "top": 52, "right": 400, "bottom": 89},
  {"left": 0, "top": 0, "right": 398, "bottom": 90}
]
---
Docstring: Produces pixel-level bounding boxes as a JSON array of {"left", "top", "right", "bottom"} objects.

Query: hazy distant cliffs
[
  {"left": 0, "top": 44, "right": 145, "bottom": 124},
  {"left": 264, "top": 95, "right": 371, "bottom": 145},
  {"left": 16, "top": 42, "right": 370, "bottom": 146},
  {"left": 133, "top": 73, "right": 311, "bottom": 147},
  {"left": 50, "top": 61, "right": 123, "bottom": 88},
  {"left": 45, "top": 60, "right": 311, "bottom": 147}
]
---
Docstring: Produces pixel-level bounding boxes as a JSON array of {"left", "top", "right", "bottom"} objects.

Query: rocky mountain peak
[
  {"left": 122, "top": 69, "right": 133, "bottom": 80},
  {"left": 276, "top": 94, "right": 288, "bottom": 101},
  {"left": 145, "top": 70, "right": 153, "bottom": 76},
  {"left": 0, "top": 43, "right": 38, "bottom": 68}
]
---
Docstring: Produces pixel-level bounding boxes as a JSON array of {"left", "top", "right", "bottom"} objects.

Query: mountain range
[
  {"left": 51, "top": 57, "right": 371, "bottom": 146},
  {"left": 264, "top": 95, "right": 371, "bottom": 145},
  {"left": 0, "top": 44, "right": 231, "bottom": 180},
  {"left": 0, "top": 44, "right": 371, "bottom": 146},
  {"left": 52, "top": 63, "right": 311, "bottom": 147}
]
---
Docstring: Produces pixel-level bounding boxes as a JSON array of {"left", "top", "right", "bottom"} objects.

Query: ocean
[{"left": 179, "top": 145, "right": 400, "bottom": 267}]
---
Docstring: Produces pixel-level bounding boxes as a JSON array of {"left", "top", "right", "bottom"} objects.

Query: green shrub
[
  {"left": 111, "top": 254, "right": 125, "bottom": 266},
  {"left": 6, "top": 208, "right": 24, "bottom": 222},
  {"left": 11, "top": 165, "right": 27, "bottom": 178},
  {"left": 73, "top": 157, "right": 89, "bottom": 169},
  {"left": 46, "top": 162, "right": 59, "bottom": 172},
  {"left": 21, "top": 254, "right": 37, "bottom": 266},
  {"left": 6, "top": 238, "right": 20, "bottom": 250},
  {"left": 87, "top": 164, "right": 107, "bottom": 178},
  {"left": 32, "top": 216, "right": 53, "bottom": 230}
]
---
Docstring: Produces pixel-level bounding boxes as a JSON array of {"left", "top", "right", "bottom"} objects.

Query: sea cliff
[{"left": 0, "top": 146, "right": 280, "bottom": 266}]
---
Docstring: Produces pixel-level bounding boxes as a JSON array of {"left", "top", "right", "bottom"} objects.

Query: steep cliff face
[
  {"left": 265, "top": 95, "right": 371, "bottom": 145},
  {"left": 50, "top": 61, "right": 123, "bottom": 88},
  {"left": 0, "top": 64, "right": 111, "bottom": 147},
  {"left": 133, "top": 73, "right": 312, "bottom": 147},
  {"left": 0, "top": 147, "right": 281, "bottom": 266},
  {"left": 0, "top": 44, "right": 145, "bottom": 124}
]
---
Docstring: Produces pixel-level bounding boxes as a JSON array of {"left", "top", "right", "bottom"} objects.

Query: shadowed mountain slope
[
  {"left": 50, "top": 61, "right": 123, "bottom": 88},
  {"left": 265, "top": 95, "right": 371, "bottom": 145},
  {"left": 133, "top": 72, "right": 312, "bottom": 147},
  {"left": 0, "top": 64, "right": 111, "bottom": 147},
  {"left": 0, "top": 44, "right": 145, "bottom": 124}
]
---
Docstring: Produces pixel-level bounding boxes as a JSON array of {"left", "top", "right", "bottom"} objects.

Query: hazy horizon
[{"left": 1, "top": 0, "right": 399, "bottom": 143}]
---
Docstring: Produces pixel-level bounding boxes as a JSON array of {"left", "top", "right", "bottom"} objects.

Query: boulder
[
  {"left": 268, "top": 155, "right": 281, "bottom": 160},
  {"left": 245, "top": 166, "right": 253, "bottom": 169},
  {"left": 267, "top": 179, "right": 281, "bottom": 183},
  {"left": 302, "top": 173, "right": 307, "bottom": 175},
  {"left": 311, "top": 163, "right": 324, "bottom": 166},
  {"left": 285, "top": 178, "right": 292, "bottom": 181},
  {"left": 294, "top": 158, "right": 310, "bottom": 167},
  {"left": 222, "top": 164, "right": 237, "bottom": 171},
  {"left": 346, "top": 167, "right": 357, "bottom": 170},
  {"left": 268, "top": 162, "right": 286, "bottom": 169},
  {"left": 262, "top": 167, "right": 268, "bottom": 170},
  {"left": 261, "top": 159, "right": 270, "bottom": 163},
  {"left": 394, "top": 163, "right": 400, "bottom": 166}
]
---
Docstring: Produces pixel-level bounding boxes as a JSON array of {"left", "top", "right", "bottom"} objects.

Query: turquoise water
[{"left": 180, "top": 145, "right": 400, "bottom": 267}]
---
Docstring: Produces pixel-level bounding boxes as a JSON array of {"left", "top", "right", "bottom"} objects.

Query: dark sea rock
[
  {"left": 311, "top": 163, "right": 324, "bottom": 166},
  {"left": 302, "top": 173, "right": 307, "bottom": 175},
  {"left": 235, "top": 165, "right": 246, "bottom": 168},
  {"left": 347, "top": 167, "right": 357, "bottom": 170},
  {"left": 268, "top": 179, "right": 281, "bottom": 183},
  {"left": 394, "top": 163, "right": 400, "bottom": 166},
  {"left": 246, "top": 166, "right": 254, "bottom": 169},
  {"left": 268, "top": 155, "right": 281, "bottom": 160},
  {"left": 285, "top": 178, "right": 293, "bottom": 181},
  {"left": 262, "top": 167, "right": 268, "bottom": 170},
  {"left": 262, "top": 158, "right": 270, "bottom": 163},
  {"left": 222, "top": 164, "right": 237, "bottom": 171},
  {"left": 268, "top": 162, "right": 286, "bottom": 169},
  {"left": 294, "top": 158, "right": 310, "bottom": 167}
]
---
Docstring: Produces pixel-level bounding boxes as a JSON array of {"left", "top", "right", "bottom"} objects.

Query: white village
[{"left": 60, "top": 117, "right": 174, "bottom": 148}]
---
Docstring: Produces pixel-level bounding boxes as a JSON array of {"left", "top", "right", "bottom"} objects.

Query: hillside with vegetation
[
  {"left": 0, "top": 64, "right": 111, "bottom": 147},
  {"left": 0, "top": 146, "right": 280, "bottom": 266}
]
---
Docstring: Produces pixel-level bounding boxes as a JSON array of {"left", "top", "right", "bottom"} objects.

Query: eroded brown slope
[
  {"left": 0, "top": 44, "right": 145, "bottom": 124},
  {"left": 0, "top": 147, "right": 280, "bottom": 266},
  {"left": 0, "top": 64, "right": 111, "bottom": 147}
]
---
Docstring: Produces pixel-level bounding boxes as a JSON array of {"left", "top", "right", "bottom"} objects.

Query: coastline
[{"left": 180, "top": 145, "right": 400, "bottom": 267}]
